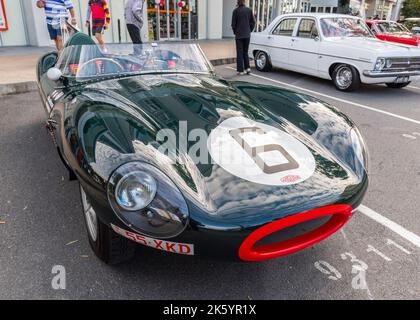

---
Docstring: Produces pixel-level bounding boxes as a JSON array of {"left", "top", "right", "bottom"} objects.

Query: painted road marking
[
  {"left": 386, "top": 238, "right": 411, "bottom": 254},
  {"left": 227, "top": 67, "right": 420, "bottom": 126},
  {"left": 408, "top": 85, "right": 420, "bottom": 90},
  {"left": 358, "top": 205, "right": 420, "bottom": 248},
  {"left": 402, "top": 134, "right": 417, "bottom": 140}
]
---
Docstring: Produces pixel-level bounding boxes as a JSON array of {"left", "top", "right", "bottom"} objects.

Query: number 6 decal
[
  {"left": 208, "top": 117, "right": 316, "bottom": 186},
  {"left": 229, "top": 127, "right": 299, "bottom": 174}
]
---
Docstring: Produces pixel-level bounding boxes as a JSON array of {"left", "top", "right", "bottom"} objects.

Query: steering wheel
[
  {"left": 141, "top": 50, "right": 183, "bottom": 70},
  {"left": 77, "top": 58, "right": 124, "bottom": 77}
]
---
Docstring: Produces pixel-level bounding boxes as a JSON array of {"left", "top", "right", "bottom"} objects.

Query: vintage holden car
[
  {"left": 250, "top": 13, "right": 420, "bottom": 91},
  {"left": 366, "top": 20, "right": 420, "bottom": 47},
  {"left": 37, "top": 28, "right": 368, "bottom": 264}
]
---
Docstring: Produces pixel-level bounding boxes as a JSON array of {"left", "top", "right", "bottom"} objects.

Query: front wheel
[
  {"left": 254, "top": 51, "right": 272, "bottom": 72},
  {"left": 386, "top": 82, "right": 411, "bottom": 89},
  {"left": 332, "top": 64, "right": 360, "bottom": 92},
  {"left": 80, "top": 185, "right": 136, "bottom": 264}
]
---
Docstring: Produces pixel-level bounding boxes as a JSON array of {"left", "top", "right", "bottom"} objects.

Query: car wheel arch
[
  {"left": 328, "top": 62, "right": 361, "bottom": 80},
  {"left": 253, "top": 50, "right": 271, "bottom": 62}
]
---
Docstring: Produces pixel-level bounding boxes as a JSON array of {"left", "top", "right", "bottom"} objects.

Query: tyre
[
  {"left": 386, "top": 82, "right": 411, "bottom": 89},
  {"left": 332, "top": 64, "right": 360, "bottom": 92},
  {"left": 254, "top": 51, "right": 272, "bottom": 72},
  {"left": 80, "top": 185, "right": 136, "bottom": 264}
]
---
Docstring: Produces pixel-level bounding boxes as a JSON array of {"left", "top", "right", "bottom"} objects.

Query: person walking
[
  {"left": 86, "top": 0, "right": 111, "bottom": 48},
  {"left": 36, "top": 0, "right": 77, "bottom": 50},
  {"left": 231, "top": 0, "right": 255, "bottom": 75},
  {"left": 125, "top": 0, "right": 145, "bottom": 45}
]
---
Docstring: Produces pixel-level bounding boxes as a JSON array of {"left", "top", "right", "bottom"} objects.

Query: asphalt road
[{"left": 0, "top": 65, "right": 419, "bottom": 299}]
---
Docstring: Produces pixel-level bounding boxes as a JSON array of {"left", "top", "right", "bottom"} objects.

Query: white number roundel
[{"left": 207, "top": 117, "right": 316, "bottom": 186}]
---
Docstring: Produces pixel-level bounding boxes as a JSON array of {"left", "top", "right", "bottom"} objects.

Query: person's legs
[
  {"left": 243, "top": 37, "right": 251, "bottom": 73},
  {"left": 236, "top": 38, "right": 245, "bottom": 73},
  {"left": 55, "top": 37, "right": 63, "bottom": 50},
  {"left": 92, "top": 25, "right": 105, "bottom": 49},
  {"left": 47, "top": 23, "right": 62, "bottom": 50},
  {"left": 126, "top": 24, "right": 142, "bottom": 44}
]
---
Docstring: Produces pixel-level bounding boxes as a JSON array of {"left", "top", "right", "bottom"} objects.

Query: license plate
[
  {"left": 111, "top": 224, "right": 194, "bottom": 256},
  {"left": 394, "top": 76, "right": 410, "bottom": 83}
]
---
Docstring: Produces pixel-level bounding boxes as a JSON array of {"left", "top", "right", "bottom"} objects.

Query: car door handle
[
  {"left": 291, "top": 38, "right": 298, "bottom": 42},
  {"left": 267, "top": 35, "right": 273, "bottom": 39}
]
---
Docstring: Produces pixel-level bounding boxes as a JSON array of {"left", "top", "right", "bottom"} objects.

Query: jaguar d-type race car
[{"left": 37, "top": 28, "right": 368, "bottom": 264}]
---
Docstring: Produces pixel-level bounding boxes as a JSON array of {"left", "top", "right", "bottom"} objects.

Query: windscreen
[
  {"left": 56, "top": 43, "right": 212, "bottom": 81},
  {"left": 320, "top": 17, "right": 373, "bottom": 38},
  {"left": 377, "top": 22, "right": 410, "bottom": 34}
]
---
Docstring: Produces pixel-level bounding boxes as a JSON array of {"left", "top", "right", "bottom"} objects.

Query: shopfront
[
  {"left": 146, "top": 0, "right": 199, "bottom": 41},
  {"left": 248, "top": 0, "right": 275, "bottom": 32},
  {"left": 0, "top": 0, "right": 28, "bottom": 46}
]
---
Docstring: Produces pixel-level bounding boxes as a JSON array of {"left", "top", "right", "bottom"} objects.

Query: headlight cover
[
  {"left": 108, "top": 162, "right": 189, "bottom": 239},
  {"left": 115, "top": 171, "right": 157, "bottom": 211},
  {"left": 374, "top": 58, "right": 386, "bottom": 71},
  {"left": 350, "top": 127, "right": 369, "bottom": 175}
]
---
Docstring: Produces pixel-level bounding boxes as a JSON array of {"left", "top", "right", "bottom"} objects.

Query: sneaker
[
  {"left": 246, "top": 68, "right": 251, "bottom": 75},
  {"left": 237, "top": 71, "right": 245, "bottom": 76}
]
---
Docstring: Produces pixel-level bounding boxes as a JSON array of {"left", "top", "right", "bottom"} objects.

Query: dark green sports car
[{"left": 37, "top": 29, "right": 368, "bottom": 264}]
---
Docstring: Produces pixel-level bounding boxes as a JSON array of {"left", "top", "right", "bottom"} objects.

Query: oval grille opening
[{"left": 238, "top": 204, "right": 352, "bottom": 262}]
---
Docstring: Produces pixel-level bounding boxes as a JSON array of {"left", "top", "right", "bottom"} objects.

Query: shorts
[
  {"left": 92, "top": 25, "right": 104, "bottom": 34},
  {"left": 47, "top": 23, "right": 62, "bottom": 40}
]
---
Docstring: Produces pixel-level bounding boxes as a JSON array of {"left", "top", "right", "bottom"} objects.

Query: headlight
[
  {"left": 350, "top": 127, "right": 369, "bottom": 174},
  {"left": 374, "top": 58, "right": 386, "bottom": 71},
  {"left": 115, "top": 171, "right": 157, "bottom": 211},
  {"left": 108, "top": 162, "right": 189, "bottom": 238}
]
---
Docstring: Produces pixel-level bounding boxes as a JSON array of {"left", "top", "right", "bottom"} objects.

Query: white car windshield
[
  {"left": 320, "top": 17, "right": 373, "bottom": 38},
  {"left": 56, "top": 43, "right": 212, "bottom": 81}
]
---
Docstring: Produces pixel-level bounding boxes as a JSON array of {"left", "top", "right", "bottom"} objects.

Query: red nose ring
[{"left": 238, "top": 204, "right": 352, "bottom": 261}]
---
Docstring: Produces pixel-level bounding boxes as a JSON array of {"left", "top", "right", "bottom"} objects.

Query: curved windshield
[
  {"left": 321, "top": 17, "right": 373, "bottom": 38},
  {"left": 56, "top": 43, "right": 212, "bottom": 81},
  {"left": 377, "top": 22, "right": 411, "bottom": 34}
]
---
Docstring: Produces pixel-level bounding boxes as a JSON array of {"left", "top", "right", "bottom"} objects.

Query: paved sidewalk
[{"left": 0, "top": 39, "right": 235, "bottom": 95}]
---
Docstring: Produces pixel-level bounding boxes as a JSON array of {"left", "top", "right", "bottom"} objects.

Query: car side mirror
[{"left": 47, "top": 67, "right": 63, "bottom": 81}]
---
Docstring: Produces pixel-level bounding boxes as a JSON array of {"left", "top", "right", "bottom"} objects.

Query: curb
[
  {"left": 0, "top": 58, "right": 236, "bottom": 96},
  {"left": 210, "top": 57, "right": 236, "bottom": 67},
  {"left": 0, "top": 81, "right": 37, "bottom": 96}
]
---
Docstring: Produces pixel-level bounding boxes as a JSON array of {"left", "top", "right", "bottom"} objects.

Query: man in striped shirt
[{"left": 36, "top": 0, "right": 77, "bottom": 50}]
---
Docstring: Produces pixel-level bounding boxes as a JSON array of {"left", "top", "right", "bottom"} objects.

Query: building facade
[{"left": 0, "top": 0, "right": 405, "bottom": 47}]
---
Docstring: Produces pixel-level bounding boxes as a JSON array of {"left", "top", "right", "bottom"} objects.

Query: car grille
[{"left": 385, "top": 57, "right": 420, "bottom": 72}]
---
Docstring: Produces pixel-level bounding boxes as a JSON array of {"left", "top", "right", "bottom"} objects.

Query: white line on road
[
  {"left": 227, "top": 67, "right": 420, "bottom": 126},
  {"left": 358, "top": 205, "right": 420, "bottom": 248},
  {"left": 408, "top": 85, "right": 420, "bottom": 90},
  {"left": 402, "top": 134, "right": 417, "bottom": 140}
]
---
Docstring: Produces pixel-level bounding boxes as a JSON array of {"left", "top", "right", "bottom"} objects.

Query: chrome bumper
[{"left": 363, "top": 70, "right": 420, "bottom": 78}]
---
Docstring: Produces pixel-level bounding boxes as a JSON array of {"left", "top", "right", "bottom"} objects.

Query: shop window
[{"left": 147, "top": 0, "right": 198, "bottom": 41}]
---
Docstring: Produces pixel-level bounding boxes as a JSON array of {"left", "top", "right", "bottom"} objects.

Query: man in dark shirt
[{"left": 231, "top": 0, "right": 255, "bottom": 75}]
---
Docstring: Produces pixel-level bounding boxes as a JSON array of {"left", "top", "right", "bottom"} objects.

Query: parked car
[
  {"left": 36, "top": 26, "right": 368, "bottom": 264},
  {"left": 366, "top": 20, "right": 420, "bottom": 46},
  {"left": 250, "top": 13, "right": 420, "bottom": 91},
  {"left": 402, "top": 17, "right": 420, "bottom": 34}
]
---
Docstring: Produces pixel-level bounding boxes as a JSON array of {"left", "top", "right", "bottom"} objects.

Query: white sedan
[{"left": 249, "top": 13, "right": 420, "bottom": 91}]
